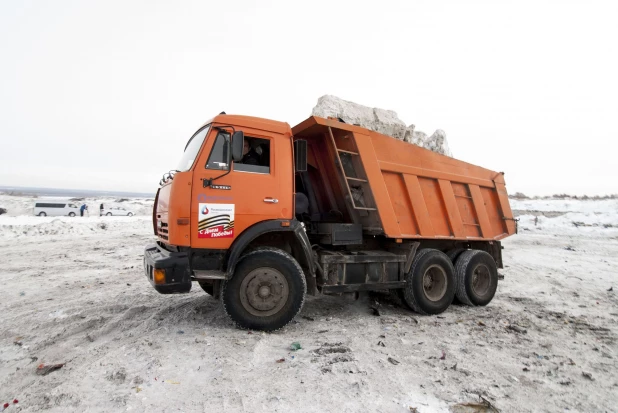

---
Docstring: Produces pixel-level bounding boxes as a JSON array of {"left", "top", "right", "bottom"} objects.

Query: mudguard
[{"left": 224, "top": 219, "right": 315, "bottom": 278}]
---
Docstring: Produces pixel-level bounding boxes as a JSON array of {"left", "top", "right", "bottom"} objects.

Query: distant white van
[
  {"left": 100, "top": 206, "right": 134, "bottom": 216},
  {"left": 34, "top": 202, "right": 80, "bottom": 217}
]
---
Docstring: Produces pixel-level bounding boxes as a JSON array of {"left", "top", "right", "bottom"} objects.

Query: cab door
[{"left": 191, "top": 126, "right": 292, "bottom": 250}]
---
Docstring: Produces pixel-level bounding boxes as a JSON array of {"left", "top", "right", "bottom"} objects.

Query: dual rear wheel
[
  {"left": 400, "top": 248, "right": 498, "bottom": 315},
  {"left": 454, "top": 250, "right": 499, "bottom": 306}
]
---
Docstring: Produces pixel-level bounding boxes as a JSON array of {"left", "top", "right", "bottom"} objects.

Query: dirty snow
[
  {"left": 0, "top": 195, "right": 617, "bottom": 412},
  {"left": 312, "top": 95, "right": 452, "bottom": 157}
]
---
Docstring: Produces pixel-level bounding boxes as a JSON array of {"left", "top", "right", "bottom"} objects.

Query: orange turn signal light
[
  {"left": 281, "top": 221, "right": 290, "bottom": 227},
  {"left": 153, "top": 269, "right": 166, "bottom": 285}
]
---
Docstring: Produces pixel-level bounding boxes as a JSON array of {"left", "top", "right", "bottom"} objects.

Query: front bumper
[{"left": 143, "top": 243, "right": 192, "bottom": 294}]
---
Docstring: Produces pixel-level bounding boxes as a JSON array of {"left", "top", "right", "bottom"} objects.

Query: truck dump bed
[{"left": 292, "top": 116, "right": 516, "bottom": 241}]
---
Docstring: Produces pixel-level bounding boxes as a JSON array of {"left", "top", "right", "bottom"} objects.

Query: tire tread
[
  {"left": 402, "top": 249, "right": 455, "bottom": 315},
  {"left": 455, "top": 249, "right": 498, "bottom": 306},
  {"left": 454, "top": 250, "right": 477, "bottom": 306}
]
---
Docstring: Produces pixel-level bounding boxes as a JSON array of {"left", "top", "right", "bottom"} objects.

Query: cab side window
[
  {"left": 235, "top": 136, "right": 270, "bottom": 174},
  {"left": 205, "top": 131, "right": 231, "bottom": 170}
]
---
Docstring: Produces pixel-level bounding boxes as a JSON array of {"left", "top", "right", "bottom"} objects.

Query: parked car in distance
[
  {"left": 34, "top": 202, "right": 80, "bottom": 217},
  {"left": 100, "top": 206, "right": 134, "bottom": 216}
]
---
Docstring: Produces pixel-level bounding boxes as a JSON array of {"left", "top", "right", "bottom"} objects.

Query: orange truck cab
[{"left": 144, "top": 113, "right": 516, "bottom": 331}]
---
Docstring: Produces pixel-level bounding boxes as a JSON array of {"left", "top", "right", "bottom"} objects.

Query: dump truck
[{"left": 144, "top": 114, "right": 516, "bottom": 331}]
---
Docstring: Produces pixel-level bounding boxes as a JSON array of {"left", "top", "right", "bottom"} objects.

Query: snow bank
[
  {"left": 517, "top": 212, "right": 618, "bottom": 235},
  {"left": 512, "top": 198, "right": 618, "bottom": 237},
  {"left": 0, "top": 194, "right": 154, "bottom": 239},
  {"left": 312, "top": 95, "right": 452, "bottom": 156},
  {"left": 0, "top": 215, "right": 151, "bottom": 239},
  {"left": 0, "top": 194, "right": 154, "bottom": 217},
  {"left": 511, "top": 198, "right": 618, "bottom": 214},
  {"left": 2, "top": 195, "right": 616, "bottom": 240}
]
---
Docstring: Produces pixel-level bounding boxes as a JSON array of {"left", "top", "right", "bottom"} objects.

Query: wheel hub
[
  {"left": 471, "top": 264, "right": 490, "bottom": 297},
  {"left": 258, "top": 285, "right": 271, "bottom": 298},
  {"left": 239, "top": 267, "right": 289, "bottom": 317},
  {"left": 422, "top": 264, "right": 447, "bottom": 302}
]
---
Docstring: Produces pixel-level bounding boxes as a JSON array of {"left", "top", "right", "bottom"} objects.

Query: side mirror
[{"left": 232, "top": 131, "right": 244, "bottom": 162}]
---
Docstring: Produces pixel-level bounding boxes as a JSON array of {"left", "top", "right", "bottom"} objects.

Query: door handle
[{"left": 263, "top": 198, "right": 278, "bottom": 204}]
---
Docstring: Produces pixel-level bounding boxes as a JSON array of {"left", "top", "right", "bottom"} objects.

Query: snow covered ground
[{"left": 0, "top": 195, "right": 616, "bottom": 412}]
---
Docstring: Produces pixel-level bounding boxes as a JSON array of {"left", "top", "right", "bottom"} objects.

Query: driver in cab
[{"left": 241, "top": 138, "right": 260, "bottom": 165}]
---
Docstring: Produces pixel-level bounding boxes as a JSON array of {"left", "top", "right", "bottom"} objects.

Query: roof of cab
[{"left": 201, "top": 114, "right": 291, "bottom": 135}]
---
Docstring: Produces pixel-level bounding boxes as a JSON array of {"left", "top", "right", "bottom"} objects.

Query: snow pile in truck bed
[{"left": 312, "top": 95, "right": 452, "bottom": 156}]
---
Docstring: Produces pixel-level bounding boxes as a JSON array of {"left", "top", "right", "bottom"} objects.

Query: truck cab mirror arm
[{"left": 212, "top": 125, "right": 243, "bottom": 163}]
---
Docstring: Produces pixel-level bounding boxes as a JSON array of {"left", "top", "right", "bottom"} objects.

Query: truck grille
[{"left": 159, "top": 222, "right": 169, "bottom": 240}]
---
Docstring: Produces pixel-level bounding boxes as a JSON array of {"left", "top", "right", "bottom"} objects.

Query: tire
[
  {"left": 127, "top": 212, "right": 133, "bottom": 217},
  {"left": 222, "top": 247, "right": 306, "bottom": 331},
  {"left": 69, "top": 212, "right": 76, "bottom": 217},
  {"left": 401, "top": 249, "right": 456, "bottom": 315},
  {"left": 106, "top": 212, "right": 112, "bottom": 216},
  {"left": 38, "top": 212, "right": 46, "bottom": 217},
  {"left": 454, "top": 250, "right": 498, "bottom": 306},
  {"left": 446, "top": 248, "right": 466, "bottom": 304},
  {"left": 446, "top": 248, "right": 465, "bottom": 263},
  {"left": 198, "top": 281, "right": 214, "bottom": 296}
]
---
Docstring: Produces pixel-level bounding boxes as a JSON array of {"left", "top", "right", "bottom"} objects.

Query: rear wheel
[
  {"left": 106, "top": 212, "right": 112, "bottom": 216},
  {"left": 446, "top": 248, "right": 465, "bottom": 263},
  {"left": 127, "top": 212, "right": 133, "bottom": 216},
  {"left": 454, "top": 250, "right": 498, "bottom": 306},
  {"left": 38, "top": 212, "right": 46, "bottom": 217},
  {"left": 401, "top": 249, "right": 455, "bottom": 315},
  {"left": 222, "top": 248, "right": 306, "bottom": 331},
  {"left": 446, "top": 248, "right": 465, "bottom": 304}
]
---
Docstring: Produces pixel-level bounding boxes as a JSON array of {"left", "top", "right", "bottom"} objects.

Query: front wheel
[
  {"left": 222, "top": 248, "right": 306, "bottom": 331},
  {"left": 127, "top": 212, "right": 133, "bottom": 216},
  {"left": 106, "top": 212, "right": 112, "bottom": 216},
  {"left": 69, "top": 212, "right": 76, "bottom": 217},
  {"left": 38, "top": 212, "right": 47, "bottom": 217}
]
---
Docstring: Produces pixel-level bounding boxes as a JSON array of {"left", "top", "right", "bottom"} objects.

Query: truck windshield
[{"left": 176, "top": 125, "right": 211, "bottom": 171}]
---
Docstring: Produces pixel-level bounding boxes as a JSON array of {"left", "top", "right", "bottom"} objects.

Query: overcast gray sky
[{"left": 1, "top": 0, "right": 616, "bottom": 195}]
